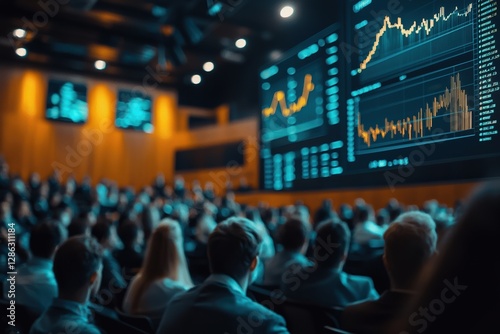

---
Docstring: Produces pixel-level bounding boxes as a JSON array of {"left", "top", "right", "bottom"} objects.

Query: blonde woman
[{"left": 123, "top": 219, "right": 193, "bottom": 320}]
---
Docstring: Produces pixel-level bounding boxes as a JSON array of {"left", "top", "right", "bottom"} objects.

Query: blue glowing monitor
[
  {"left": 115, "top": 89, "right": 153, "bottom": 133},
  {"left": 46, "top": 79, "right": 88, "bottom": 124}
]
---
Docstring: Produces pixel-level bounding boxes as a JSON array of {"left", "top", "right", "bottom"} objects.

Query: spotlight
[
  {"left": 13, "top": 29, "right": 27, "bottom": 39},
  {"left": 191, "top": 74, "right": 202, "bottom": 85},
  {"left": 203, "top": 61, "right": 215, "bottom": 72},
  {"left": 94, "top": 60, "right": 106, "bottom": 70},
  {"left": 280, "top": 5, "right": 294, "bottom": 18},
  {"left": 235, "top": 38, "right": 247, "bottom": 49},
  {"left": 15, "top": 47, "right": 27, "bottom": 57}
]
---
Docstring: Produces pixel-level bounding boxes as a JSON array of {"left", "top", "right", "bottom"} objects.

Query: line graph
[
  {"left": 262, "top": 74, "right": 315, "bottom": 118},
  {"left": 352, "top": 2, "right": 475, "bottom": 83},
  {"left": 357, "top": 4, "right": 473, "bottom": 73},
  {"left": 357, "top": 73, "right": 473, "bottom": 147}
]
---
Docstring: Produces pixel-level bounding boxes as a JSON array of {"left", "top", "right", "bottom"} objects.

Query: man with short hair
[
  {"left": 341, "top": 212, "right": 437, "bottom": 334},
  {"left": 30, "top": 236, "right": 103, "bottom": 334},
  {"left": 261, "top": 216, "right": 312, "bottom": 286},
  {"left": 15, "top": 220, "right": 64, "bottom": 314},
  {"left": 282, "top": 219, "right": 379, "bottom": 307},
  {"left": 157, "top": 217, "right": 289, "bottom": 334}
]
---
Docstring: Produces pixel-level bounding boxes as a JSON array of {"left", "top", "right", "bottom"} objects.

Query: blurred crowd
[{"left": 1, "top": 154, "right": 479, "bottom": 334}]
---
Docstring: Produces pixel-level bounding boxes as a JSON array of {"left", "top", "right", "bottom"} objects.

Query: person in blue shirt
[
  {"left": 15, "top": 220, "right": 64, "bottom": 315},
  {"left": 157, "top": 217, "right": 289, "bottom": 334},
  {"left": 30, "top": 235, "right": 103, "bottom": 334}
]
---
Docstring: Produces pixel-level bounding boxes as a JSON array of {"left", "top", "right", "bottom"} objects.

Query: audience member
[
  {"left": 68, "top": 216, "right": 91, "bottom": 238},
  {"left": 91, "top": 220, "right": 127, "bottom": 302},
  {"left": 341, "top": 211, "right": 437, "bottom": 333},
  {"left": 156, "top": 217, "right": 289, "bottom": 334},
  {"left": 15, "top": 220, "right": 64, "bottom": 314},
  {"left": 261, "top": 217, "right": 312, "bottom": 286},
  {"left": 353, "top": 205, "right": 385, "bottom": 245},
  {"left": 30, "top": 236, "right": 103, "bottom": 334},
  {"left": 114, "top": 220, "right": 144, "bottom": 277},
  {"left": 123, "top": 219, "right": 192, "bottom": 320},
  {"left": 393, "top": 182, "right": 500, "bottom": 333},
  {"left": 282, "top": 219, "right": 379, "bottom": 307}
]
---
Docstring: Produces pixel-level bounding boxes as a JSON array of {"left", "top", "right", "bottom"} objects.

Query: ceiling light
[
  {"left": 15, "top": 47, "right": 27, "bottom": 57},
  {"left": 191, "top": 74, "right": 202, "bottom": 85},
  {"left": 235, "top": 38, "right": 247, "bottom": 49},
  {"left": 94, "top": 60, "right": 106, "bottom": 70},
  {"left": 280, "top": 5, "right": 294, "bottom": 18},
  {"left": 203, "top": 61, "right": 215, "bottom": 72},
  {"left": 13, "top": 28, "right": 27, "bottom": 39}
]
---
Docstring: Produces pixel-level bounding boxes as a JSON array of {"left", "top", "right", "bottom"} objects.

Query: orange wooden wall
[{"left": 0, "top": 66, "right": 257, "bottom": 190}]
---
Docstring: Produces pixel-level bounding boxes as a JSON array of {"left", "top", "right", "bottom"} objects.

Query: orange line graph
[
  {"left": 358, "top": 73, "right": 473, "bottom": 147},
  {"left": 262, "top": 74, "right": 315, "bottom": 118},
  {"left": 358, "top": 4, "right": 473, "bottom": 73}
]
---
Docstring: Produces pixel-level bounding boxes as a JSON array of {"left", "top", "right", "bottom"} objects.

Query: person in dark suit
[
  {"left": 282, "top": 219, "right": 379, "bottom": 307},
  {"left": 91, "top": 220, "right": 127, "bottom": 304},
  {"left": 341, "top": 211, "right": 437, "bottom": 334},
  {"left": 156, "top": 217, "right": 289, "bottom": 334},
  {"left": 114, "top": 220, "right": 144, "bottom": 277}
]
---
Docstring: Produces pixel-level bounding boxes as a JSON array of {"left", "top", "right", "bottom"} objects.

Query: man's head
[
  {"left": 278, "top": 216, "right": 310, "bottom": 253},
  {"left": 53, "top": 236, "right": 103, "bottom": 300},
  {"left": 315, "top": 219, "right": 351, "bottom": 269},
  {"left": 91, "top": 220, "right": 117, "bottom": 249},
  {"left": 383, "top": 211, "right": 437, "bottom": 289},
  {"left": 29, "top": 220, "right": 64, "bottom": 259},
  {"left": 208, "top": 217, "right": 262, "bottom": 284}
]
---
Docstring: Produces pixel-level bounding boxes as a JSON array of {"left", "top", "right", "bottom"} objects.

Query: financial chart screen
[
  {"left": 260, "top": 25, "right": 345, "bottom": 191},
  {"left": 115, "top": 89, "right": 153, "bottom": 133},
  {"left": 260, "top": 0, "right": 500, "bottom": 191},
  {"left": 46, "top": 79, "right": 88, "bottom": 124}
]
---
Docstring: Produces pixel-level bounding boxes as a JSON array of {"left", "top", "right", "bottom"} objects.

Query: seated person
[
  {"left": 392, "top": 182, "right": 500, "bottom": 333},
  {"left": 353, "top": 205, "right": 385, "bottom": 246},
  {"left": 68, "top": 216, "right": 91, "bottom": 238},
  {"left": 261, "top": 216, "right": 312, "bottom": 286},
  {"left": 123, "top": 219, "right": 192, "bottom": 320},
  {"left": 91, "top": 220, "right": 127, "bottom": 299},
  {"left": 282, "top": 219, "right": 379, "bottom": 307},
  {"left": 16, "top": 220, "right": 64, "bottom": 314},
  {"left": 341, "top": 212, "right": 437, "bottom": 334},
  {"left": 157, "top": 217, "right": 289, "bottom": 334},
  {"left": 30, "top": 236, "right": 103, "bottom": 334},
  {"left": 114, "top": 221, "right": 144, "bottom": 277}
]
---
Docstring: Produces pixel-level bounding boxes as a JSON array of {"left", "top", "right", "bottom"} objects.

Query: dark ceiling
[{"left": 0, "top": 0, "right": 340, "bottom": 109}]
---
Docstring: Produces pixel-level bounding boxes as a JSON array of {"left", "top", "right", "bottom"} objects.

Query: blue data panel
[
  {"left": 116, "top": 89, "right": 153, "bottom": 133},
  {"left": 46, "top": 79, "right": 88, "bottom": 124}
]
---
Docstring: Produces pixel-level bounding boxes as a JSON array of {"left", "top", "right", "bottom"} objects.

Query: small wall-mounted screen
[
  {"left": 115, "top": 89, "right": 153, "bottom": 133},
  {"left": 46, "top": 79, "right": 88, "bottom": 124}
]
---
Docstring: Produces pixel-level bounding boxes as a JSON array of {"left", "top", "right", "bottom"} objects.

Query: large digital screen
[
  {"left": 46, "top": 79, "right": 88, "bottom": 123},
  {"left": 115, "top": 89, "right": 153, "bottom": 133},
  {"left": 260, "top": 24, "right": 345, "bottom": 191},
  {"left": 260, "top": 0, "right": 500, "bottom": 191}
]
